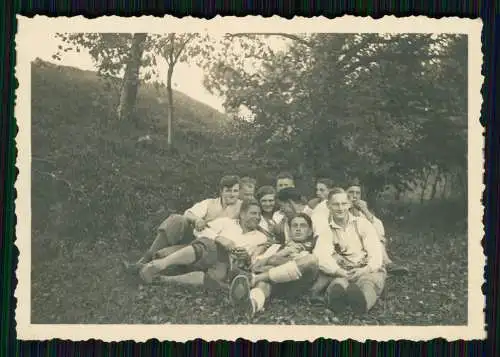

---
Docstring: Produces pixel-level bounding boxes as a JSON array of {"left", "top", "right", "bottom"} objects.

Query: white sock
[{"left": 250, "top": 288, "right": 266, "bottom": 312}]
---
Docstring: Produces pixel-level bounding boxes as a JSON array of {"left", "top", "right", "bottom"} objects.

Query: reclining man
[
  {"left": 229, "top": 212, "right": 320, "bottom": 318},
  {"left": 138, "top": 199, "right": 270, "bottom": 286},
  {"left": 312, "top": 188, "right": 387, "bottom": 314},
  {"left": 128, "top": 175, "right": 242, "bottom": 268},
  {"left": 346, "top": 182, "right": 409, "bottom": 275}
]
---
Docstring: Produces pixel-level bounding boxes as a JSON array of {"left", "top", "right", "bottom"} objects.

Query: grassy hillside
[
  {"left": 31, "top": 60, "right": 242, "bottom": 252},
  {"left": 30, "top": 60, "right": 467, "bottom": 327}
]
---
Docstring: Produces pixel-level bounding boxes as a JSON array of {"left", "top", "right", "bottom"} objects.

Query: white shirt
[
  {"left": 272, "top": 210, "right": 285, "bottom": 224},
  {"left": 195, "top": 217, "right": 268, "bottom": 254},
  {"left": 185, "top": 198, "right": 241, "bottom": 222},
  {"left": 312, "top": 212, "right": 383, "bottom": 275}
]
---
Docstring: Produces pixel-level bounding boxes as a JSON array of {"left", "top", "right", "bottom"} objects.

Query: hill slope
[{"left": 31, "top": 59, "right": 240, "bottom": 247}]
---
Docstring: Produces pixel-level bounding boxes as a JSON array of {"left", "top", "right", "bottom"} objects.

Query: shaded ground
[{"left": 31, "top": 223, "right": 467, "bottom": 325}]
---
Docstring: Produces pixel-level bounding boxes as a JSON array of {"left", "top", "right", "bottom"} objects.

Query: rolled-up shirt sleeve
[
  {"left": 359, "top": 218, "right": 384, "bottom": 271},
  {"left": 184, "top": 199, "right": 210, "bottom": 219},
  {"left": 313, "top": 231, "right": 341, "bottom": 276}
]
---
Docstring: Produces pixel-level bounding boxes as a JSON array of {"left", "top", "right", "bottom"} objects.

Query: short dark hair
[
  {"left": 289, "top": 212, "right": 313, "bottom": 229},
  {"left": 276, "top": 172, "right": 294, "bottom": 182},
  {"left": 219, "top": 175, "right": 240, "bottom": 192},
  {"left": 240, "top": 198, "right": 261, "bottom": 214},
  {"left": 348, "top": 178, "right": 361, "bottom": 187},
  {"left": 255, "top": 185, "right": 276, "bottom": 200},
  {"left": 317, "top": 178, "right": 334, "bottom": 189},
  {"left": 327, "top": 187, "right": 347, "bottom": 200},
  {"left": 240, "top": 176, "right": 257, "bottom": 187},
  {"left": 276, "top": 187, "right": 304, "bottom": 203}
]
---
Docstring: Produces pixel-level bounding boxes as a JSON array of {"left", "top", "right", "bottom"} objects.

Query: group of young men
[{"left": 126, "top": 173, "right": 408, "bottom": 318}]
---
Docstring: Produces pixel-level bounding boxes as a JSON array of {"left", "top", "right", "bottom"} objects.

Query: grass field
[
  {"left": 31, "top": 220, "right": 467, "bottom": 325},
  {"left": 30, "top": 60, "right": 468, "bottom": 326}
]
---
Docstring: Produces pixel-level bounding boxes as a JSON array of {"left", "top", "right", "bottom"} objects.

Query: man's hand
[
  {"left": 353, "top": 200, "right": 374, "bottom": 221},
  {"left": 194, "top": 218, "right": 207, "bottom": 231},
  {"left": 353, "top": 199, "right": 369, "bottom": 212},
  {"left": 335, "top": 268, "right": 350, "bottom": 278},
  {"left": 250, "top": 258, "right": 268, "bottom": 273},
  {"left": 231, "top": 247, "right": 250, "bottom": 260},
  {"left": 347, "top": 266, "right": 371, "bottom": 281}
]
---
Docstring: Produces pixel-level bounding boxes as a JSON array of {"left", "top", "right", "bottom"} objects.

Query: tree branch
[
  {"left": 227, "top": 33, "right": 313, "bottom": 47},
  {"left": 172, "top": 34, "right": 196, "bottom": 66}
]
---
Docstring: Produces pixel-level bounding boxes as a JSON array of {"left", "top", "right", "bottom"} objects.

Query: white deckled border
[{"left": 14, "top": 15, "right": 485, "bottom": 342}]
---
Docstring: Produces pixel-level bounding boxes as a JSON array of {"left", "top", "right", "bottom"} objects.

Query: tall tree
[
  {"left": 148, "top": 33, "right": 200, "bottom": 148},
  {"left": 116, "top": 33, "right": 147, "bottom": 121}
]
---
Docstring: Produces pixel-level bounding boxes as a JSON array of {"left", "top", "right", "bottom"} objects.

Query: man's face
[
  {"left": 290, "top": 216, "right": 312, "bottom": 242},
  {"left": 316, "top": 183, "right": 330, "bottom": 201},
  {"left": 327, "top": 192, "right": 351, "bottom": 221},
  {"left": 240, "top": 204, "right": 262, "bottom": 230},
  {"left": 276, "top": 178, "right": 295, "bottom": 192},
  {"left": 346, "top": 186, "right": 362, "bottom": 202},
  {"left": 221, "top": 184, "right": 239, "bottom": 205},
  {"left": 239, "top": 184, "right": 255, "bottom": 201},
  {"left": 259, "top": 193, "right": 275, "bottom": 213}
]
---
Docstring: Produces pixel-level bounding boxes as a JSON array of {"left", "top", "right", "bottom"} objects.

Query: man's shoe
[
  {"left": 386, "top": 262, "right": 410, "bottom": 276},
  {"left": 229, "top": 275, "right": 256, "bottom": 318},
  {"left": 346, "top": 283, "right": 369, "bottom": 314},
  {"left": 139, "top": 262, "right": 159, "bottom": 284},
  {"left": 325, "top": 281, "right": 348, "bottom": 313}
]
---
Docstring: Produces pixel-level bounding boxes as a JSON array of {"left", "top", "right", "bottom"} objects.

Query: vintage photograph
[{"left": 15, "top": 16, "right": 484, "bottom": 341}]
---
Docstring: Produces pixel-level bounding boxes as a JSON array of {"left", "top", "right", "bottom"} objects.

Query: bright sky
[{"left": 34, "top": 33, "right": 227, "bottom": 112}]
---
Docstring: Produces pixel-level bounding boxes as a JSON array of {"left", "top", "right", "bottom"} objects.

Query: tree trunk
[
  {"left": 166, "top": 65, "right": 174, "bottom": 148},
  {"left": 441, "top": 173, "right": 448, "bottom": 199},
  {"left": 430, "top": 167, "right": 440, "bottom": 200},
  {"left": 117, "top": 33, "right": 147, "bottom": 122},
  {"left": 420, "top": 168, "right": 431, "bottom": 204}
]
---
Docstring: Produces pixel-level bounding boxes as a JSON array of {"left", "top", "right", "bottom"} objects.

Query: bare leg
[
  {"left": 137, "top": 214, "right": 191, "bottom": 264},
  {"left": 154, "top": 244, "right": 188, "bottom": 259},
  {"left": 140, "top": 245, "right": 197, "bottom": 283},
  {"left": 157, "top": 271, "right": 205, "bottom": 286},
  {"left": 253, "top": 271, "right": 270, "bottom": 285}
]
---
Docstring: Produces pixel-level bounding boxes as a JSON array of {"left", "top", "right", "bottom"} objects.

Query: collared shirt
[
  {"left": 196, "top": 217, "right": 268, "bottom": 255},
  {"left": 312, "top": 212, "right": 383, "bottom": 274},
  {"left": 311, "top": 200, "right": 328, "bottom": 218},
  {"left": 259, "top": 215, "right": 277, "bottom": 235},
  {"left": 185, "top": 198, "right": 242, "bottom": 222}
]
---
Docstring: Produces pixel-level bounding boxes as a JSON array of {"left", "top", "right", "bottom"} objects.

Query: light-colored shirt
[
  {"left": 312, "top": 212, "right": 383, "bottom": 275},
  {"left": 185, "top": 198, "right": 242, "bottom": 222},
  {"left": 311, "top": 200, "right": 329, "bottom": 221},
  {"left": 272, "top": 210, "right": 285, "bottom": 224},
  {"left": 196, "top": 217, "right": 268, "bottom": 257},
  {"left": 259, "top": 216, "right": 276, "bottom": 234}
]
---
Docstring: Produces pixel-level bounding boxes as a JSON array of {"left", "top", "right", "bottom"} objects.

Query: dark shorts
[{"left": 191, "top": 237, "right": 229, "bottom": 271}]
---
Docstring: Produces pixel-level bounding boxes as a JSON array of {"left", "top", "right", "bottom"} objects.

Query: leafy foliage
[{"left": 204, "top": 34, "right": 467, "bottom": 198}]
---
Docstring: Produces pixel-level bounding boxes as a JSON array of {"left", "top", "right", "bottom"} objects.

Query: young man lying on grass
[
  {"left": 229, "top": 213, "right": 319, "bottom": 317},
  {"left": 126, "top": 175, "right": 242, "bottom": 269},
  {"left": 137, "top": 199, "right": 271, "bottom": 286}
]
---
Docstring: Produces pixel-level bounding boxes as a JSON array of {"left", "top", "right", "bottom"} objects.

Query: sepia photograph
[{"left": 15, "top": 16, "right": 484, "bottom": 342}]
